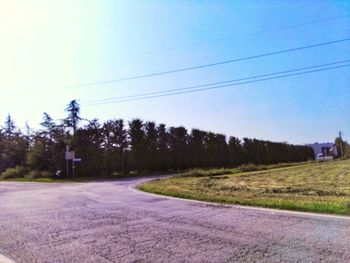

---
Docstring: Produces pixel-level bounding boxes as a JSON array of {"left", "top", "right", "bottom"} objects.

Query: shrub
[
  {"left": 40, "top": 170, "right": 52, "bottom": 178},
  {"left": 111, "top": 171, "right": 123, "bottom": 177},
  {"left": 26, "top": 170, "right": 52, "bottom": 179},
  {"left": 1, "top": 166, "right": 27, "bottom": 179},
  {"left": 238, "top": 163, "right": 261, "bottom": 172},
  {"left": 181, "top": 168, "right": 233, "bottom": 177},
  {"left": 346, "top": 201, "right": 350, "bottom": 210}
]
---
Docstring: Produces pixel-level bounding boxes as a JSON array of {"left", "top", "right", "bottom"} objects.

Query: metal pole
[
  {"left": 122, "top": 149, "right": 125, "bottom": 176},
  {"left": 66, "top": 145, "right": 69, "bottom": 177}
]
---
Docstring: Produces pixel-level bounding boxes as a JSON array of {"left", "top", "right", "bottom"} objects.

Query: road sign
[
  {"left": 65, "top": 151, "right": 75, "bottom": 160},
  {"left": 73, "top": 158, "right": 82, "bottom": 162}
]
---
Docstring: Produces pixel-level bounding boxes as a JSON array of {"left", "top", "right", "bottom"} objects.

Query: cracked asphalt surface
[{"left": 0, "top": 177, "right": 349, "bottom": 263}]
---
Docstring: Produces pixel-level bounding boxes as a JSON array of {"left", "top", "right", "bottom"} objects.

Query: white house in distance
[{"left": 306, "top": 142, "right": 338, "bottom": 160}]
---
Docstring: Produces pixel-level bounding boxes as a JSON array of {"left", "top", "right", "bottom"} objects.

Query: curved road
[{"left": 0, "top": 177, "right": 349, "bottom": 263}]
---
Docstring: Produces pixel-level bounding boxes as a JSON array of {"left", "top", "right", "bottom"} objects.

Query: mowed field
[{"left": 140, "top": 159, "right": 350, "bottom": 215}]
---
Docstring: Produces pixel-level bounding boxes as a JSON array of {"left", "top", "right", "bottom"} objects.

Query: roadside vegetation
[
  {"left": 140, "top": 159, "right": 350, "bottom": 215},
  {"left": 1, "top": 100, "right": 321, "bottom": 180}
]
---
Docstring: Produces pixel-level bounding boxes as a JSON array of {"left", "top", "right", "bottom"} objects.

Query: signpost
[
  {"left": 72, "top": 158, "right": 82, "bottom": 177},
  {"left": 65, "top": 145, "right": 70, "bottom": 177},
  {"left": 65, "top": 146, "right": 81, "bottom": 177},
  {"left": 65, "top": 151, "right": 75, "bottom": 160}
]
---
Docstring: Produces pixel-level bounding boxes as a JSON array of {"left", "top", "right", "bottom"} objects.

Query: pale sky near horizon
[{"left": 0, "top": 0, "right": 349, "bottom": 144}]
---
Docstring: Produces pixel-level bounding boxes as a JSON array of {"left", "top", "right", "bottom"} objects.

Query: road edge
[{"left": 129, "top": 183, "right": 350, "bottom": 221}]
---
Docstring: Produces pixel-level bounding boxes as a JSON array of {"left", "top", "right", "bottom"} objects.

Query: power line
[
  {"left": 84, "top": 64, "right": 350, "bottom": 105},
  {"left": 68, "top": 38, "right": 350, "bottom": 88},
  {"left": 82, "top": 63, "right": 350, "bottom": 106},
  {"left": 83, "top": 60, "right": 350, "bottom": 104},
  {"left": 135, "top": 15, "right": 350, "bottom": 56}
]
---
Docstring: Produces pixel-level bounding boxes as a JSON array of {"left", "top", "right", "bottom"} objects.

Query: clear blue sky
[{"left": 0, "top": 0, "right": 349, "bottom": 144}]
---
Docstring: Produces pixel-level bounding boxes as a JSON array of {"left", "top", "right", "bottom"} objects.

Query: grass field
[
  {"left": 140, "top": 159, "right": 350, "bottom": 215},
  {"left": 0, "top": 177, "right": 68, "bottom": 183}
]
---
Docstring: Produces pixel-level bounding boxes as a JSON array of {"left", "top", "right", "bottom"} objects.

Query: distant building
[{"left": 306, "top": 142, "right": 338, "bottom": 160}]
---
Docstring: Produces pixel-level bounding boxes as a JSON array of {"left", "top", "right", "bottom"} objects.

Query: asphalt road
[{"left": 0, "top": 177, "right": 349, "bottom": 263}]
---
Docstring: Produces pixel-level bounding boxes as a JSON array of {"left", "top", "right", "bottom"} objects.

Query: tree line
[
  {"left": 335, "top": 136, "right": 350, "bottom": 159},
  {"left": 0, "top": 100, "right": 315, "bottom": 178}
]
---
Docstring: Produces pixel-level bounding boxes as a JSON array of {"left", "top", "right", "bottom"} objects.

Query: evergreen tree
[
  {"left": 144, "top": 121, "right": 158, "bottom": 171},
  {"left": 102, "top": 119, "right": 128, "bottom": 174},
  {"left": 64, "top": 100, "right": 81, "bottom": 135},
  {"left": 156, "top": 124, "right": 170, "bottom": 170},
  {"left": 169, "top": 126, "right": 188, "bottom": 169},
  {"left": 128, "top": 119, "right": 146, "bottom": 171}
]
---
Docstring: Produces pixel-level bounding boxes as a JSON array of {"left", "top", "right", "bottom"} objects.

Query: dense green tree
[
  {"left": 128, "top": 119, "right": 146, "bottom": 171},
  {"left": 64, "top": 100, "right": 81, "bottom": 135},
  {"left": 228, "top": 137, "right": 245, "bottom": 165},
  {"left": 40, "top": 112, "right": 56, "bottom": 140},
  {"left": 4, "top": 114, "right": 16, "bottom": 139},
  {"left": 0, "top": 116, "right": 27, "bottom": 173},
  {"left": 0, "top": 101, "right": 316, "bottom": 178},
  {"left": 144, "top": 121, "right": 158, "bottom": 171},
  {"left": 207, "top": 133, "right": 229, "bottom": 167},
  {"left": 27, "top": 135, "right": 51, "bottom": 171},
  {"left": 169, "top": 126, "right": 188, "bottom": 169},
  {"left": 156, "top": 124, "right": 170, "bottom": 170},
  {"left": 27, "top": 114, "right": 66, "bottom": 173},
  {"left": 189, "top": 129, "right": 207, "bottom": 167},
  {"left": 102, "top": 119, "right": 128, "bottom": 174},
  {"left": 75, "top": 119, "right": 103, "bottom": 177},
  {"left": 335, "top": 136, "right": 350, "bottom": 158}
]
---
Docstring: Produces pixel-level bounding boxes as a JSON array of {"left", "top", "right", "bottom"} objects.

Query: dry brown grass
[{"left": 140, "top": 159, "right": 350, "bottom": 215}]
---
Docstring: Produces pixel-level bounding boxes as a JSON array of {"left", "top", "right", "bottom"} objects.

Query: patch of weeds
[
  {"left": 198, "top": 177, "right": 216, "bottom": 188},
  {"left": 0, "top": 166, "right": 28, "bottom": 179},
  {"left": 238, "top": 163, "right": 263, "bottom": 172},
  {"left": 140, "top": 159, "right": 350, "bottom": 215},
  {"left": 26, "top": 170, "right": 52, "bottom": 179},
  {"left": 261, "top": 187, "right": 348, "bottom": 196},
  {"left": 219, "top": 184, "right": 250, "bottom": 192},
  {"left": 346, "top": 201, "right": 350, "bottom": 211},
  {"left": 210, "top": 176, "right": 229, "bottom": 180},
  {"left": 180, "top": 168, "right": 234, "bottom": 178}
]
